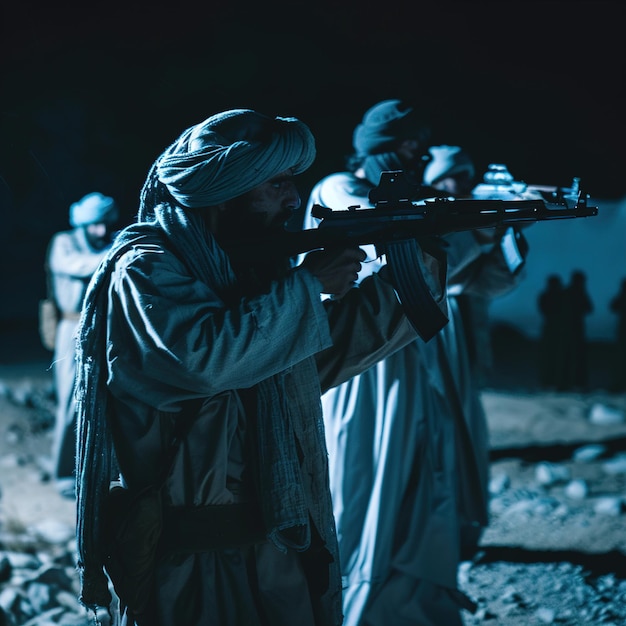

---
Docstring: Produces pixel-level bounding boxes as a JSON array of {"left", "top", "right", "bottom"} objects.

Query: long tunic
[
  {"left": 102, "top": 222, "right": 423, "bottom": 626},
  {"left": 305, "top": 171, "right": 525, "bottom": 626},
  {"left": 47, "top": 227, "right": 110, "bottom": 492}
]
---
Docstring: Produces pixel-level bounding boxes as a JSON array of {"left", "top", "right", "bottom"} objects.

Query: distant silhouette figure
[
  {"left": 537, "top": 274, "right": 566, "bottom": 388},
  {"left": 609, "top": 278, "right": 626, "bottom": 391},
  {"left": 562, "top": 270, "right": 594, "bottom": 390}
]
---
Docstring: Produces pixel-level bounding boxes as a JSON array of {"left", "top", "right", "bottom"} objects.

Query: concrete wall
[{"left": 490, "top": 196, "right": 626, "bottom": 342}]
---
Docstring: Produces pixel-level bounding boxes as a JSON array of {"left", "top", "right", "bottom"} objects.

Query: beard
[
  {"left": 214, "top": 203, "right": 292, "bottom": 298},
  {"left": 84, "top": 229, "right": 113, "bottom": 251},
  {"left": 218, "top": 208, "right": 289, "bottom": 243}
]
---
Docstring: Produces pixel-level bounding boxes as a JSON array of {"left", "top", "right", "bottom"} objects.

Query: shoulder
[
  {"left": 113, "top": 241, "right": 182, "bottom": 278},
  {"left": 47, "top": 229, "right": 83, "bottom": 256},
  {"left": 312, "top": 171, "right": 370, "bottom": 194},
  {"left": 49, "top": 229, "right": 75, "bottom": 245},
  {"left": 312, "top": 171, "right": 354, "bottom": 187},
  {"left": 309, "top": 172, "right": 373, "bottom": 210}
]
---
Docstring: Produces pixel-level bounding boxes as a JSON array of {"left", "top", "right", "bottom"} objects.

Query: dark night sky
[{"left": 1, "top": 1, "right": 625, "bottom": 330}]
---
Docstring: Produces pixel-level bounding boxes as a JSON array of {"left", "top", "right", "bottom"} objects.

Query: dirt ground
[{"left": 1, "top": 324, "right": 626, "bottom": 624}]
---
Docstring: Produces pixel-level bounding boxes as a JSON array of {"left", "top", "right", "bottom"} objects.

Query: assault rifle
[{"left": 225, "top": 171, "right": 598, "bottom": 341}]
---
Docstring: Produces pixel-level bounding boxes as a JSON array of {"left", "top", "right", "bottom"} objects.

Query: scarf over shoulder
[
  {"left": 75, "top": 108, "right": 320, "bottom": 613},
  {"left": 75, "top": 202, "right": 329, "bottom": 611}
]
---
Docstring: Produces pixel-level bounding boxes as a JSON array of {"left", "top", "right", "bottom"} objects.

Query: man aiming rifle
[{"left": 226, "top": 169, "right": 597, "bottom": 341}]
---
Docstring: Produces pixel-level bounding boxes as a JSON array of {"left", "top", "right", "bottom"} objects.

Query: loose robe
[
  {"left": 102, "top": 227, "right": 426, "bottom": 626},
  {"left": 47, "top": 227, "right": 110, "bottom": 494},
  {"left": 304, "top": 171, "right": 526, "bottom": 626}
]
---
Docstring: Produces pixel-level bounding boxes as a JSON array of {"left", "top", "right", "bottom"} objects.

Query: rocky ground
[
  {"left": 1, "top": 324, "right": 626, "bottom": 625},
  {"left": 463, "top": 390, "right": 626, "bottom": 625}
]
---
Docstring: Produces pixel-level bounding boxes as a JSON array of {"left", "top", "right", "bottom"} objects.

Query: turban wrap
[
  {"left": 423, "top": 145, "right": 476, "bottom": 186},
  {"left": 154, "top": 109, "right": 316, "bottom": 209},
  {"left": 70, "top": 192, "right": 118, "bottom": 227},
  {"left": 351, "top": 99, "right": 431, "bottom": 187},
  {"left": 352, "top": 99, "right": 430, "bottom": 157}
]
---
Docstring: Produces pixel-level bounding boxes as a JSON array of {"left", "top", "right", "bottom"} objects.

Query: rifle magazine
[{"left": 386, "top": 239, "right": 449, "bottom": 342}]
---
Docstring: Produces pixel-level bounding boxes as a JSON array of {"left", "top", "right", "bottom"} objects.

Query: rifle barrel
[{"left": 223, "top": 197, "right": 598, "bottom": 263}]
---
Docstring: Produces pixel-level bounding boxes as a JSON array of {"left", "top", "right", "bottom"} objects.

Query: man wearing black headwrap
[
  {"left": 302, "top": 102, "right": 529, "bottom": 626},
  {"left": 74, "top": 109, "right": 446, "bottom": 626},
  {"left": 350, "top": 98, "right": 432, "bottom": 190}
]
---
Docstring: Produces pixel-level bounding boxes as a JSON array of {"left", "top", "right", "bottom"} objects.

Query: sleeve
[
  {"left": 106, "top": 247, "right": 334, "bottom": 409},
  {"left": 305, "top": 173, "right": 373, "bottom": 229},
  {"left": 444, "top": 231, "right": 484, "bottom": 285},
  {"left": 315, "top": 267, "right": 419, "bottom": 392},
  {"left": 48, "top": 232, "right": 107, "bottom": 279},
  {"left": 446, "top": 230, "right": 528, "bottom": 300}
]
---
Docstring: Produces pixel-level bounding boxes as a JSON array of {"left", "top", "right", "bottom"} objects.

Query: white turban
[
  {"left": 423, "top": 145, "right": 475, "bottom": 186},
  {"left": 69, "top": 192, "right": 118, "bottom": 227},
  {"left": 155, "top": 109, "right": 316, "bottom": 208}
]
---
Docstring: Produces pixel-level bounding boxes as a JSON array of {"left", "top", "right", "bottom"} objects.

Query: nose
[
  {"left": 285, "top": 184, "right": 301, "bottom": 211},
  {"left": 91, "top": 223, "right": 107, "bottom": 237}
]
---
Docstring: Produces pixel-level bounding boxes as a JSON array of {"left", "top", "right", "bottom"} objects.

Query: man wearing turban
[
  {"left": 74, "top": 109, "right": 445, "bottom": 625},
  {"left": 302, "top": 102, "right": 529, "bottom": 626},
  {"left": 45, "top": 191, "right": 118, "bottom": 498}
]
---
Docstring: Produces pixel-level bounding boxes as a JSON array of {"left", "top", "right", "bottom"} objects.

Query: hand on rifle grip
[{"left": 300, "top": 246, "right": 367, "bottom": 299}]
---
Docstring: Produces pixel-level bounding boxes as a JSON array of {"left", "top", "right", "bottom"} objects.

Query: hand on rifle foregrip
[{"left": 301, "top": 246, "right": 366, "bottom": 299}]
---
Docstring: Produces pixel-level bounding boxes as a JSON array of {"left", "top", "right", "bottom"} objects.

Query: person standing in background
[
  {"left": 537, "top": 274, "right": 567, "bottom": 389},
  {"left": 45, "top": 192, "right": 118, "bottom": 497},
  {"left": 562, "top": 269, "right": 594, "bottom": 390},
  {"left": 609, "top": 278, "right": 626, "bottom": 391}
]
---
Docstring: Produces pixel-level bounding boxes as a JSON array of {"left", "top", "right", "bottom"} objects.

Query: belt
[{"left": 161, "top": 502, "right": 266, "bottom": 554}]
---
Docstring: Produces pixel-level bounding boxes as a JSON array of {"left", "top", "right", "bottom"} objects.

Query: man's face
[
  {"left": 396, "top": 138, "right": 422, "bottom": 163},
  {"left": 84, "top": 223, "right": 113, "bottom": 250},
  {"left": 219, "top": 169, "right": 301, "bottom": 240},
  {"left": 396, "top": 138, "right": 432, "bottom": 179}
]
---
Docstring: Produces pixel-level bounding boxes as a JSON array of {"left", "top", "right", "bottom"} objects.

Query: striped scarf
[{"left": 75, "top": 202, "right": 311, "bottom": 612}]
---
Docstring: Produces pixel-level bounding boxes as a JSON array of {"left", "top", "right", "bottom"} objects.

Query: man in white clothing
[
  {"left": 302, "top": 101, "right": 528, "bottom": 626},
  {"left": 45, "top": 191, "right": 118, "bottom": 497}
]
